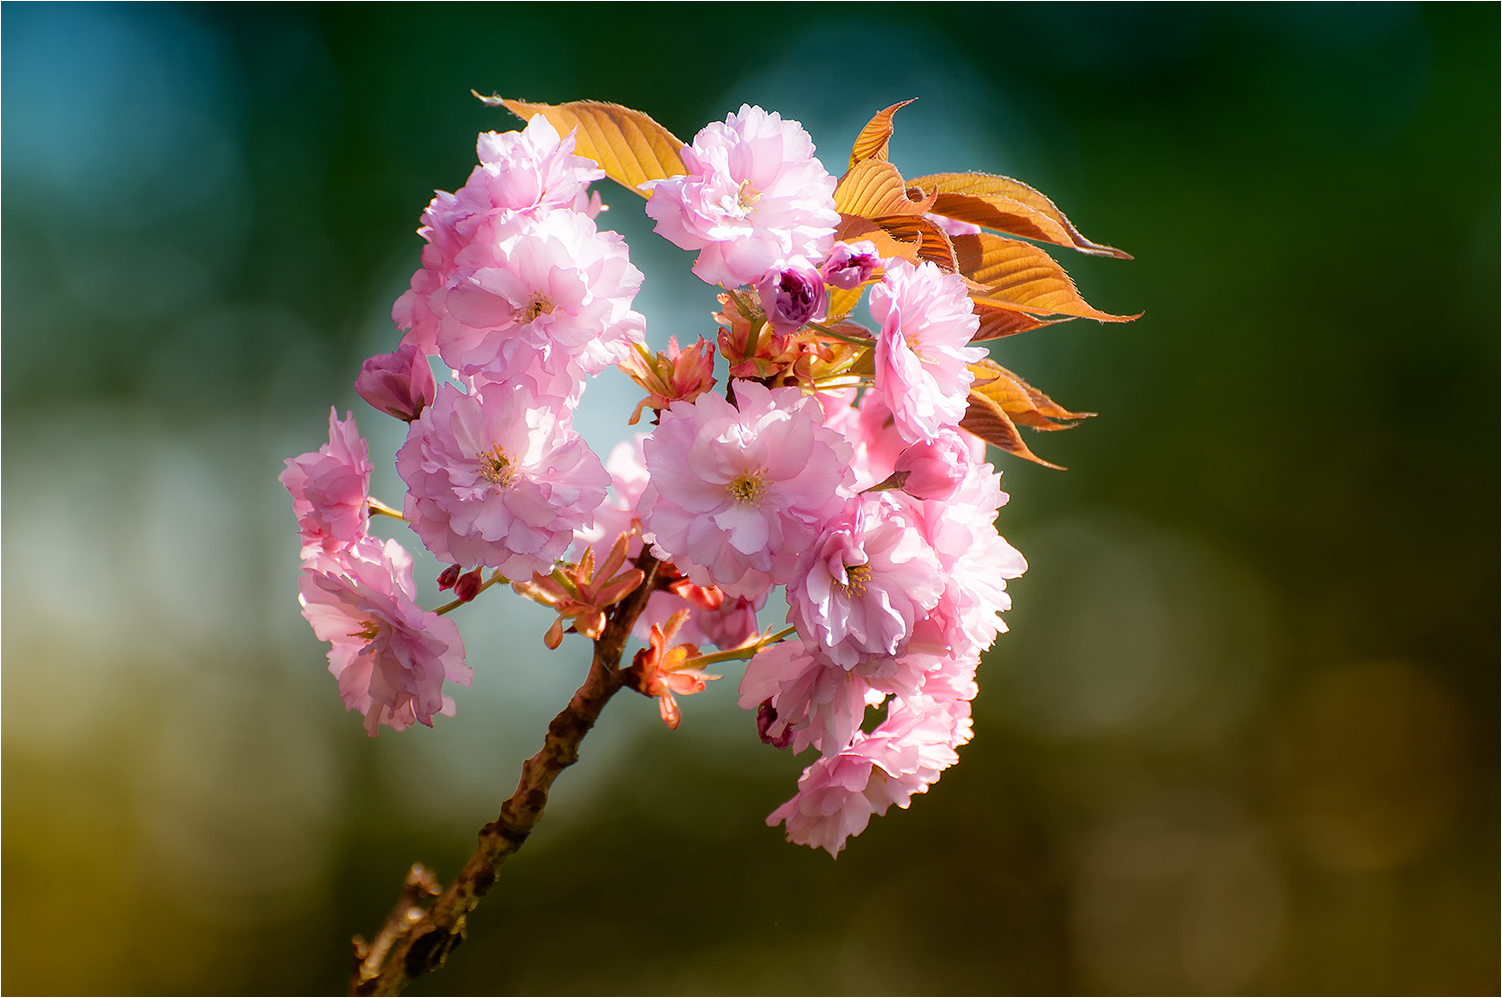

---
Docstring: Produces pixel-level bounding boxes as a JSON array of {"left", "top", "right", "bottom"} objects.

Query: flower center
[
  {"left": 736, "top": 179, "right": 760, "bottom": 213},
  {"left": 520, "top": 291, "right": 556, "bottom": 324},
  {"left": 836, "top": 562, "right": 873, "bottom": 599},
  {"left": 478, "top": 445, "right": 518, "bottom": 488},
  {"left": 727, "top": 468, "right": 768, "bottom": 505},
  {"left": 348, "top": 620, "right": 381, "bottom": 642}
]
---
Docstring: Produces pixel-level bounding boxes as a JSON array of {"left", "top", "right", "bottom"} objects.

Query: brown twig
[{"left": 348, "top": 552, "right": 661, "bottom": 996}]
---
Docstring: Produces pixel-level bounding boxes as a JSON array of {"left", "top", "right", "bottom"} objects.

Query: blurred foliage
[{"left": 3, "top": 3, "right": 1497, "bottom": 995}]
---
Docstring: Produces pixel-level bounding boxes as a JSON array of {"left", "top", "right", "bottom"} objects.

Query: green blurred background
[{"left": 3, "top": 3, "right": 1497, "bottom": 994}]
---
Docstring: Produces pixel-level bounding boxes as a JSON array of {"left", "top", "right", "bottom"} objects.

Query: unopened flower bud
[
  {"left": 437, "top": 564, "right": 462, "bottom": 590},
  {"left": 453, "top": 568, "right": 484, "bottom": 602},
  {"left": 820, "top": 240, "right": 880, "bottom": 290},
  {"left": 757, "top": 698, "right": 794, "bottom": 749},
  {"left": 757, "top": 264, "right": 827, "bottom": 335},
  {"left": 355, "top": 343, "right": 437, "bottom": 422},
  {"left": 893, "top": 429, "right": 972, "bottom": 501}
]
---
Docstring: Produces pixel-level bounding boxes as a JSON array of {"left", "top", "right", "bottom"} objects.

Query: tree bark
[{"left": 349, "top": 552, "right": 661, "bottom": 996}]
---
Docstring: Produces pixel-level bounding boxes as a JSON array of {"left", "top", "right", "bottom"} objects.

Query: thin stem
[
  {"left": 368, "top": 497, "right": 407, "bottom": 521},
  {"left": 431, "top": 572, "right": 506, "bottom": 616},
  {"left": 805, "top": 320, "right": 874, "bottom": 345},
  {"left": 350, "top": 552, "right": 661, "bottom": 996},
  {"left": 681, "top": 624, "right": 797, "bottom": 669}
]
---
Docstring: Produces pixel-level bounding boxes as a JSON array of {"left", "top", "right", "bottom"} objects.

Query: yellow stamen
[
  {"left": 736, "top": 179, "right": 760, "bottom": 212},
  {"left": 478, "top": 445, "right": 517, "bottom": 487},
  {"left": 521, "top": 291, "right": 556, "bottom": 324},
  {"left": 727, "top": 468, "right": 769, "bottom": 505},
  {"left": 836, "top": 563, "right": 873, "bottom": 599},
  {"left": 349, "top": 620, "right": 381, "bottom": 642}
]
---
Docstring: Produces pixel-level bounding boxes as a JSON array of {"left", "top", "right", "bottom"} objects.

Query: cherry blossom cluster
[{"left": 283, "top": 106, "right": 1027, "bottom": 856}]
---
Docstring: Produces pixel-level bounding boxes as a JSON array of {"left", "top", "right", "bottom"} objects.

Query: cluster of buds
[{"left": 283, "top": 95, "right": 1129, "bottom": 854}]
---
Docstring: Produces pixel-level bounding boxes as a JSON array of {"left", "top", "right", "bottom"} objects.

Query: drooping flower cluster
[{"left": 286, "top": 95, "right": 1126, "bottom": 857}]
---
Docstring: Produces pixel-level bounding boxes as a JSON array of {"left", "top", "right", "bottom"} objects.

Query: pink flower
[
  {"left": 786, "top": 495, "right": 944, "bottom": 668},
  {"left": 891, "top": 428, "right": 973, "bottom": 501},
  {"left": 280, "top": 408, "right": 373, "bottom": 558},
  {"left": 643, "top": 105, "right": 839, "bottom": 288},
  {"left": 436, "top": 209, "right": 645, "bottom": 382},
  {"left": 869, "top": 259, "right": 985, "bottom": 444},
  {"left": 820, "top": 240, "right": 881, "bottom": 290},
  {"left": 638, "top": 381, "right": 853, "bottom": 599},
  {"left": 355, "top": 343, "right": 437, "bottom": 422},
  {"left": 767, "top": 695, "right": 972, "bottom": 856},
  {"left": 738, "top": 639, "right": 878, "bottom": 757},
  {"left": 396, "top": 382, "right": 610, "bottom": 580},
  {"left": 472, "top": 115, "right": 606, "bottom": 217},
  {"left": 757, "top": 262, "right": 827, "bottom": 335},
  {"left": 903, "top": 462, "right": 1027, "bottom": 661},
  {"left": 298, "top": 538, "right": 472, "bottom": 736}
]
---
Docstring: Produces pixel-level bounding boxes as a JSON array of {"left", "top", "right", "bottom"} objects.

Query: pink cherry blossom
[
  {"left": 786, "top": 494, "right": 944, "bottom": 668},
  {"left": 638, "top": 381, "right": 853, "bottom": 599},
  {"left": 869, "top": 258, "right": 986, "bottom": 444},
  {"left": 298, "top": 538, "right": 472, "bottom": 736},
  {"left": 397, "top": 382, "right": 609, "bottom": 580},
  {"left": 472, "top": 115, "right": 606, "bottom": 217},
  {"left": 280, "top": 408, "right": 373, "bottom": 558},
  {"left": 892, "top": 428, "right": 974, "bottom": 501},
  {"left": 767, "top": 694, "right": 972, "bottom": 856},
  {"left": 356, "top": 343, "right": 437, "bottom": 422},
  {"left": 903, "top": 462, "right": 1027, "bottom": 661},
  {"left": 820, "top": 240, "right": 881, "bottom": 290},
  {"left": 436, "top": 208, "right": 645, "bottom": 383},
  {"left": 738, "top": 639, "right": 878, "bottom": 757},
  {"left": 643, "top": 104, "right": 839, "bottom": 288}
]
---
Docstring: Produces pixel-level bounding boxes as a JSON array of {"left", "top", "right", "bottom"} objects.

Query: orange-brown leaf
[
  {"left": 848, "top": 99, "right": 917, "bottom": 170},
  {"left": 967, "top": 358, "right": 1093, "bottom": 430},
  {"left": 970, "top": 301, "right": 1056, "bottom": 341},
  {"left": 835, "top": 159, "right": 937, "bottom": 219},
  {"left": 960, "top": 401, "right": 1063, "bottom": 469},
  {"left": 835, "top": 213, "right": 919, "bottom": 264},
  {"left": 912, "top": 172, "right": 1131, "bottom": 259},
  {"left": 953, "top": 233, "right": 1138, "bottom": 322},
  {"left": 875, "top": 214, "right": 959, "bottom": 271},
  {"left": 487, "top": 96, "right": 687, "bottom": 196}
]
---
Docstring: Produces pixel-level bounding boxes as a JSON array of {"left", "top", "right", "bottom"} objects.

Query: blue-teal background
[{"left": 4, "top": 3, "right": 1497, "bottom": 994}]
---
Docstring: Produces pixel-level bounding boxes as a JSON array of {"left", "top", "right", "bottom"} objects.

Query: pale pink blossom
[
  {"left": 643, "top": 105, "right": 839, "bottom": 288},
  {"left": 298, "top": 538, "right": 472, "bottom": 736},
  {"left": 638, "top": 381, "right": 853, "bottom": 599},
  {"left": 574, "top": 434, "right": 651, "bottom": 555},
  {"left": 891, "top": 428, "right": 973, "bottom": 501},
  {"left": 738, "top": 639, "right": 879, "bottom": 757},
  {"left": 869, "top": 259, "right": 986, "bottom": 444},
  {"left": 903, "top": 463, "right": 1027, "bottom": 661},
  {"left": 844, "top": 389, "right": 908, "bottom": 490},
  {"left": 637, "top": 588, "right": 764, "bottom": 651},
  {"left": 355, "top": 343, "right": 437, "bottom": 422},
  {"left": 436, "top": 209, "right": 645, "bottom": 382},
  {"left": 397, "top": 382, "right": 609, "bottom": 580},
  {"left": 767, "top": 695, "right": 972, "bottom": 856},
  {"left": 820, "top": 240, "right": 881, "bottom": 290},
  {"left": 280, "top": 408, "right": 373, "bottom": 558},
  {"left": 786, "top": 495, "right": 944, "bottom": 668},
  {"left": 472, "top": 116, "right": 606, "bottom": 217}
]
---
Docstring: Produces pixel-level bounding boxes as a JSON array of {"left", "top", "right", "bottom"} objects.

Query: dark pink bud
[
  {"left": 437, "top": 564, "right": 462, "bottom": 590},
  {"left": 757, "top": 264, "right": 827, "bottom": 335},
  {"left": 893, "top": 429, "right": 972, "bottom": 501},
  {"left": 453, "top": 568, "right": 483, "bottom": 602},
  {"left": 819, "top": 240, "right": 880, "bottom": 290},
  {"left": 756, "top": 698, "right": 793, "bottom": 749},
  {"left": 355, "top": 343, "right": 437, "bottom": 422}
]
